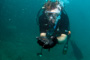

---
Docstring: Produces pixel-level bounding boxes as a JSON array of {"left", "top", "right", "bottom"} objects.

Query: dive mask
[{"left": 45, "top": 8, "right": 61, "bottom": 21}]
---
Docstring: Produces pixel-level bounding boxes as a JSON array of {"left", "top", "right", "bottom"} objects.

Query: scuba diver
[{"left": 36, "top": 0, "right": 71, "bottom": 57}]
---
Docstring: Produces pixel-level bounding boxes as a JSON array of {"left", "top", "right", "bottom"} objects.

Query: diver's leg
[
  {"left": 63, "top": 41, "right": 68, "bottom": 55},
  {"left": 63, "top": 34, "right": 71, "bottom": 54}
]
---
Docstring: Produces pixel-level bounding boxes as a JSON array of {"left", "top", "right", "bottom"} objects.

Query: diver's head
[
  {"left": 44, "top": 1, "right": 59, "bottom": 11},
  {"left": 44, "top": 1, "right": 61, "bottom": 23},
  {"left": 45, "top": 9, "right": 60, "bottom": 21}
]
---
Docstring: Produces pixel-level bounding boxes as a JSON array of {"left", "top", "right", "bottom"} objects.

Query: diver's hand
[
  {"left": 40, "top": 33, "right": 46, "bottom": 37},
  {"left": 68, "top": 31, "right": 71, "bottom": 35}
]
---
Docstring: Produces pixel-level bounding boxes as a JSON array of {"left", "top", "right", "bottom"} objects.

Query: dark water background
[{"left": 0, "top": 0, "right": 90, "bottom": 60}]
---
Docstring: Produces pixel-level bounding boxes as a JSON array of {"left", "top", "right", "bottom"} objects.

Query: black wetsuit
[{"left": 39, "top": 10, "right": 70, "bottom": 37}]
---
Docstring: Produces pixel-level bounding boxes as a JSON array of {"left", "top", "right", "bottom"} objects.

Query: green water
[{"left": 0, "top": 0, "right": 90, "bottom": 60}]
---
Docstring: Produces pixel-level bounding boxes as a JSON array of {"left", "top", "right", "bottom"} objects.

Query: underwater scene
[{"left": 0, "top": 0, "right": 90, "bottom": 60}]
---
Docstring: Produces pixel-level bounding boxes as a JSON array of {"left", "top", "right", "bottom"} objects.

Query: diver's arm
[
  {"left": 39, "top": 14, "right": 47, "bottom": 37},
  {"left": 57, "top": 11, "right": 71, "bottom": 43},
  {"left": 57, "top": 34, "right": 67, "bottom": 44},
  {"left": 57, "top": 30, "right": 71, "bottom": 44}
]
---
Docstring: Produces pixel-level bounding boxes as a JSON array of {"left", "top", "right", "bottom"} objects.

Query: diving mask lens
[{"left": 47, "top": 13, "right": 58, "bottom": 20}]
